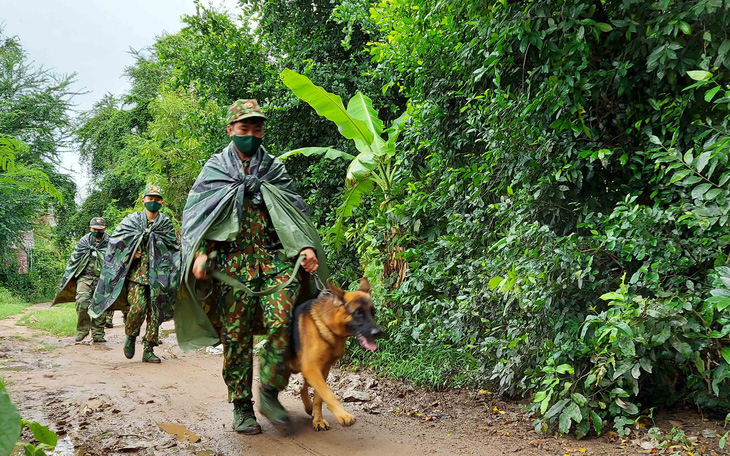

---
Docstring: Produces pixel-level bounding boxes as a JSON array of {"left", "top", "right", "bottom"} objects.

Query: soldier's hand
[
  {"left": 134, "top": 250, "right": 142, "bottom": 259},
  {"left": 300, "top": 248, "right": 319, "bottom": 273},
  {"left": 193, "top": 254, "right": 209, "bottom": 280}
]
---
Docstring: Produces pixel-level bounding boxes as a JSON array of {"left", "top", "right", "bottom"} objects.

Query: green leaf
[
  {"left": 705, "top": 86, "right": 722, "bottom": 102},
  {"left": 669, "top": 169, "right": 691, "bottom": 184},
  {"left": 347, "top": 92, "right": 384, "bottom": 136},
  {"left": 346, "top": 152, "right": 378, "bottom": 182},
  {"left": 687, "top": 70, "right": 713, "bottom": 81},
  {"left": 671, "top": 337, "right": 693, "bottom": 359},
  {"left": 540, "top": 392, "right": 552, "bottom": 414},
  {"left": 534, "top": 391, "right": 547, "bottom": 403},
  {"left": 591, "top": 411, "right": 603, "bottom": 435},
  {"left": 600, "top": 291, "right": 624, "bottom": 301},
  {"left": 278, "top": 147, "right": 355, "bottom": 161},
  {"left": 571, "top": 393, "right": 588, "bottom": 406},
  {"left": 27, "top": 422, "right": 57, "bottom": 447},
  {"left": 679, "top": 21, "right": 691, "bottom": 35},
  {"left": 0, "top": 387, "right": 22, "bottom": 456},
  {"left": 386, "top": 111, "right": 409, "bottom": 153},
  {"left": 558, "top": 409, "right": 572, "bottom": 434},
  {"left": 722, "top": 347, "right": 730, "bottom": 365},
  {"left": 565, "top": 402, "right": 583, "bottom": 422},
  {"left": 280, "top": 69, "right": 374, "bottom": 144},
  {"left": 544, "top": 399, "right": 569, "bottom": 419},
  {"left": 327, "top": 178, "right": 375, "bottom": 247},
  {"left": 692, "top": 183, "right": 713, "bottom": 199},
  {"left": 684, "top": 149, "right": 694, "bottom": 164},
  {"left": 556, "top": 364, "right": 574, "bottom": 375},
  {"left": 706, "top": 188, "right": 723, "bottom": 201},
  {"left": 595, "top": 22, "right": 613, "bottom": 32},
  {"left": 488, "top": 277, "right": 503, "bottom": 289},
  {"left": 696, "top": 151, "right": 712, "bottom": 173}
]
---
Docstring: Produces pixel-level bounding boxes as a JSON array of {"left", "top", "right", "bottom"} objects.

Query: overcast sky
[{"left": 2, "top": 0, "right": 240, "bottom": 200}]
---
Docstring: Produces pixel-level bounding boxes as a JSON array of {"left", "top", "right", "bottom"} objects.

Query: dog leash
[
  {"left": 204, "top": 251, "right": 305, "bottom": 297},
  {"left": 311, "top": 272, "right": 331, "bottom": 298}
]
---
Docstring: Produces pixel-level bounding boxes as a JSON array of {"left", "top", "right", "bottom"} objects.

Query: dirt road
[{"left": 1, "top": 305, "right": 727, "bottom": 456}]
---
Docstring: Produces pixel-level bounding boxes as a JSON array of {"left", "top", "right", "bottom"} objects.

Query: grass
[
  {"left": 16, "top": 303, "right": 77, "bottom": 337},
  {"left": 0, "top": 287, "right": 34, "bottom": 319},
  {"left": 342, "top": 337, "right": 481, "bottom": 390}
]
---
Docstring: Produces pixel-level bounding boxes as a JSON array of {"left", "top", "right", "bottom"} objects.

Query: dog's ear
[
  {"left": 358, "top": 277, "right": 372, "bottom": 295},
  {"left": 327, "top": 279, "right": 345, "bottom": 301}
]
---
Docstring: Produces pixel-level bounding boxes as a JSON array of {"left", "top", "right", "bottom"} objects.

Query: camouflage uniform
[
  {"left": 208, "top": 198, "right": 299, "bottom": 402},
  {"left": 75, "top": 246, "right": 106, "bottom": 340},
  {"left": 125, "top": 221, "right": 161, "bottom": 349}
]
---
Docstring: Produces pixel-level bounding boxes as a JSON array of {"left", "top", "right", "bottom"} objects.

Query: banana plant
[{"left": 279, "top": 69, "right": 408, "bottom": 246}]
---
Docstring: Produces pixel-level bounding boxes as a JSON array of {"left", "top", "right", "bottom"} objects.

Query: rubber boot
[
  {"left": 233, "top": 400, "right": 261, "bottom": 435},
  {"left": 259, "top": 386, "right": 290, "bottom": 427},
  {"left": 123, "top": 336, "right": 136, "bottom": 359},
  {"left": 142, "top": 346, "right": 161, "bottom": 363},
  {"left": 75, "top": 332, "right": 88, "bottom": 343}
]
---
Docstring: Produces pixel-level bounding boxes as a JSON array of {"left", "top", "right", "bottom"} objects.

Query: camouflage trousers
[
  {"left": 76, "top": 274, "right": 106, "bottom": 339},
  {"left": 215, "top": 260, "right": 299, "bottom": 402},
  {"left": 125, "top": 281, "right": 161, "bottom": 349}
]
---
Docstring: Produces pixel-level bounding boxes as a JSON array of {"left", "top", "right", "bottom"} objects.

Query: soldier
[
  {"left": 89, "top": 185, "right": 180, "bottom": 363},
  {"left": 53, "top": 217, "right": 109, "bottom": 343},
  {"left": 176, "top": 99, "right": 328, "bottom": 435}
]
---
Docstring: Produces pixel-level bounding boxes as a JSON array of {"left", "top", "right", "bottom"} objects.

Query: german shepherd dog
[{"left": 290, "top": 277, "right": 381, "bottom": 431}]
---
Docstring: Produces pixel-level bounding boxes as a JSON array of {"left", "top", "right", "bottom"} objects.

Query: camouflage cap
[
  {"left": 226, "top": 99, "right": 267, "bottom": 125},
  {"left": 89, "top": 217, "right": 107, "bottom": 229},
  {"left": 144, "top": 185, "right": 163, "bottom": 198}
]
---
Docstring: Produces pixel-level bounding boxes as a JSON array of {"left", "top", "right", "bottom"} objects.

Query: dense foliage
[
  {"left": 3, "top": 0, "right": 730, "bottom": 440},
  {"left": 0, "top": 30, "right": 75, "bottom": 300}
]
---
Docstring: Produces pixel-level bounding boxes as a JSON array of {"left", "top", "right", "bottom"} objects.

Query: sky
[{"left": 1, "top": 0, "right": 241, "bottom": 200}]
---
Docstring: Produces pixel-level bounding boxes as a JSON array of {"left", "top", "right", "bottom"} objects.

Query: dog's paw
[
  {"left": 336, "top": 411, "right": 356, "bottom": 427},
  {"left": 312, "top": 418, "right": 330, "bottom": 431}
]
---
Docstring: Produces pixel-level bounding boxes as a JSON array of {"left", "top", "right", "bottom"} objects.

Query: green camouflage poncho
[
  {"left": 89, "top": 210, "right": 180, "bottom": 320},
  {"left": 53, "top": 232, "right": 110, "bottom": 305},
  {"left": 175, "top": 143, "right": 329, "bottom": 351}
]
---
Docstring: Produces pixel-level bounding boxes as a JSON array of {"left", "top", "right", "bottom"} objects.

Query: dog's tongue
[{"left": 357, "top": 335, "right": 378, "bottom": 352}]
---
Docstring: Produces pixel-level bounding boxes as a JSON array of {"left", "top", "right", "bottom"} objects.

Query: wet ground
[{"left": 1, "top": 304, "right": 728, "bottom": 455}]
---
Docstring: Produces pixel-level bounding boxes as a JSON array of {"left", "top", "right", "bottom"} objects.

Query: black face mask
[{"left": 91, "top": 231, "right": 104, "bottom": 239}]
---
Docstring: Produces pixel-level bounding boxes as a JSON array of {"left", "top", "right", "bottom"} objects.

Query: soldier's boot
[
  {"left": 123, "top": 336, "right": 136, "bottom": 359},
  {"left": 142, "top": 345, "right": 161, "bottom": 364},
  {"left": 259, "top": 385, "right": 290, "bottom": 428},
  {"left": 233, "top": 400, "right": 261, "bottom": 435},
  {"left": 75, "top": 332, "right": 88, "bottom": 343}
]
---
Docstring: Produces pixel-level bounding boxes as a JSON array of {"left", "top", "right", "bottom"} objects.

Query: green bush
[
  {"left": 329, "top": 0, "right": 730, "bottom": 438},
  {"left": 0, "top": 236, "right": 66, "bottom": 303}
]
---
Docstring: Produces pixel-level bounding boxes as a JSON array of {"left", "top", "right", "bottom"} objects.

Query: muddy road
[{"left": 1, "top": 305, "right": 727, "bottom": 456}]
